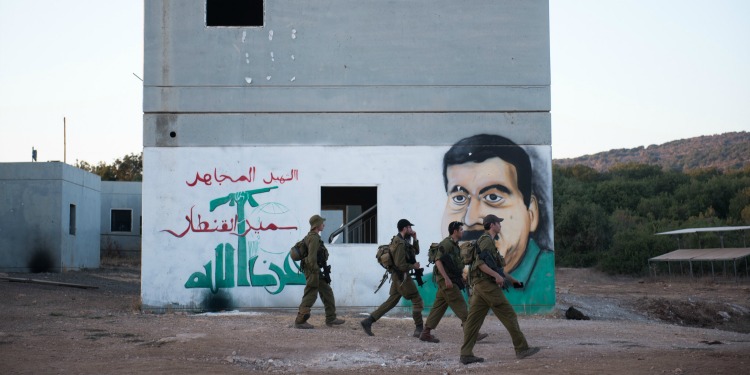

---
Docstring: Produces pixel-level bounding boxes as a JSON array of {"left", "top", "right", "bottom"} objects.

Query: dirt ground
[{"left": 1, "top": 264, "right": 749, "bottom": 375}]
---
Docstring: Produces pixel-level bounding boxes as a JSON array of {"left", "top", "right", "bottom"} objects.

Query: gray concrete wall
[
  {"left": 100, "top": 181, "right": 143, "bottom": 256},
  {"left": 144, "top": 0, "right": 551, "bottom": 147},
  {"left": 0, "top": 162, "right": 100, "bottom": 272}
]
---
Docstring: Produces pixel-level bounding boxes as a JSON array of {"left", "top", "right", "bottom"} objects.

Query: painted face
[{"left": 441, "top": 157, "right": 538, "bottom": 271}]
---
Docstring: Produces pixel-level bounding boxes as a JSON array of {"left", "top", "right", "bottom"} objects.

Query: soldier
[
  {"left": 361, "top": 219, "right": 425, "bottom": 337},
  {"left": 459, "top": 214, "right": 540, "bottom": 364},
  {"left": 419, "top": 221, "right": 488, "bottom": 343},
  {"left": 294, "top": 214, "right": 345, "bottom": 329}
]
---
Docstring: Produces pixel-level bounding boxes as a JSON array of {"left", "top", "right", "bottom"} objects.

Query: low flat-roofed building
[{"left": 0, "top": 162, "right": 101, "bottom": 272}]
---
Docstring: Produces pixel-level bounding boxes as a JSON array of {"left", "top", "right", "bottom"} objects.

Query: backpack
[
  {"left": 290, "top": 239, "right": 308, "bottom": 261},
  {"left": 459, "top": 240, "right": 478, "bottom": 265},
  {"left": 375, "top": 244, "right": 393, "bottom": 269},
  {"left": 427, "top": 243, "right": 440, "bottom": 265}
]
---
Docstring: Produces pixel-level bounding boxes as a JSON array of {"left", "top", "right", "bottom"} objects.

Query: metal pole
[
  {"left": 63, "top": 117, "right": 67, "bottom": 164},
  {"left": 711, "top": 260, "right": 716, "bottom": 280}
]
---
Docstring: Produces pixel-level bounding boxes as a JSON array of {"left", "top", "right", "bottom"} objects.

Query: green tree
[
  {"left": 553, "top": 161, "right": 749, "bottom": 275},
  {"left": 74, "top": 152, "right": 142, "bottom": 181},
  {"left": 555, "top": 201, "right": 611, "bottom": 267}
]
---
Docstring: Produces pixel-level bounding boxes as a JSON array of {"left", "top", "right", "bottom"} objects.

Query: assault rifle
[
  {"left": 477, "top": 250, "right": 523, "bottom": 292},
  {"left": 405, "top": 248, "right": 425, "bottom": 287},
  {"left": 411, "top": 267, "right": 425, "bottom": 287},
  {"left": 374, "top": 270, "right": 389, "bottom": 293},
  {"left": 317, "top": 250, "right": 332, "bottom": 284},
  {"left": 438, "top": 254, "right": 466, "bottom": 290}
]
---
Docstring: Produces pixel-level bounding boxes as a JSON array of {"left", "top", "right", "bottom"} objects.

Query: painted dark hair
[{"left": 442, "top": 134, "right": 533, "bottom": 207}]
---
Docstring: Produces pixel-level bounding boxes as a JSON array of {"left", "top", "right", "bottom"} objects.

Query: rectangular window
[
  {"left": 206, "top": 0, "right": 264, "bottom": 27},
  {"left": 111, "top": 209, "right": 133, "bottom": 233},
  {"left": 321, "top": 187, "right": 377, "bottom": 244},
  {"left": 69, "top": 204, "right": 76, "bottom": 235}
]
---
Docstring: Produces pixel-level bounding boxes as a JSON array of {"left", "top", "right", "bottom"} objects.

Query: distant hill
[{"left": 553, "top": 131, "right": 750, "bottom": 172}]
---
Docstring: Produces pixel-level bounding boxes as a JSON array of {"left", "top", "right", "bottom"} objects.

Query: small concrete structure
[
  {"left": 0, "top": 162, "right": 101, "bottom": 272},
  {"left": 100, "top": 181, "right": 142, "bottom": 257}
]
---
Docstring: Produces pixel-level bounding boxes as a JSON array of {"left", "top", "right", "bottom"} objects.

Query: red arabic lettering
[
  {"left": 161, "top": 207, "right": 297, "bottom": 238},
  {"left": 186, "top": 167, "right": 257, "bottom": 187},
  {"left": 262, "top": 169, "right": 299, "bottom": 185},
  {"left": 232, "top": 221, "right": 299, "bottom": 237}
]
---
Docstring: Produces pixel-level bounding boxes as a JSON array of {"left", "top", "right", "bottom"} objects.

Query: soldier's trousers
[
  {"left": 425, "top": 278, "right": 468, "bottom": 329},
  {"left": 296, "top": 269, "right": 337, "bottom": 324},
  {"left": 370, "top": 273, "right": 424, "bottom": 326},
  {"left": 460, "top": 279, "right": 529, "bottom": 357}
]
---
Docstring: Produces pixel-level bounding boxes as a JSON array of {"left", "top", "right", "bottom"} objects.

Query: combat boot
[
  {"left": 459, "top": 355, "right": 484, "bottom": 365},
  {"left": 419, "top": 327, "right": 439, "bottom": 343},
  {"left": 412, "top": 324, "right": 423, "bottom": 338},
  {"left": 516, "top": 347, "right": 540, "bottom": 359},
  {"left": 325, "top": 318, "right": 345, "bottom": 327},
  {"left": 360, "top": 316, "right": 375, "bottom": 336},
  {"left": 294, "top": 313, "right": 313, "bottom": 329}
]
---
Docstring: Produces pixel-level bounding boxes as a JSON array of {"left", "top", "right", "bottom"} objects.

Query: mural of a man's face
[{"left": 441, "top": 156, "right": 538, "bottom": 271}]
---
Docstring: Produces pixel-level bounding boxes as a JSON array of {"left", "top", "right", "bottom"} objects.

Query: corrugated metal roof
[
  {"left": 649, "top": 248, "right": 750, "bottom": 262},
  {"left": 656, "top": 226, "right": 750, "bottom": 235}
]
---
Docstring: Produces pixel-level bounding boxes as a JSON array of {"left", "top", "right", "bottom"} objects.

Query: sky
[{"left": 0, "top": 1, "right": 748, "bottom": 164}]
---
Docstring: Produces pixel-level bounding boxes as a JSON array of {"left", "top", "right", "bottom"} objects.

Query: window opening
[
  {"left": 321, "top": 187, "right": 377, "bottom": 244},
  {"left": 206, "top": 0, "right": 264, "bottom": 27},
  {"left": 69, "top": 204, "right": 76, "bottom": 235},
  {"left": 111, "top": 209, "right": 133, "bottom": 233}
]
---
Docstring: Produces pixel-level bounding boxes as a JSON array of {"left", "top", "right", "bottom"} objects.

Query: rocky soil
[{"left": 1, "top": 264, "right": 749, "bottom": 374}]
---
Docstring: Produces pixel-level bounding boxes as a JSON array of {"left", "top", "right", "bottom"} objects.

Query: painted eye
[
  {"left": 451, "top": 194, "right": 468, "bottom": 205},
  {"left": 483, "top": 193, "right": 503, "bottom": 204}
]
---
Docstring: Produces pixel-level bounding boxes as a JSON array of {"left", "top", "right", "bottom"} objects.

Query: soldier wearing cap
[
  {"left": 459, "top": 214, "right": 540, "bottom": 365},
  {"left": 361, "top": 219, "right": 424, "bottom": 337},
  {"left": 294, "top": 214, "right": 345, "bottom": 329}
]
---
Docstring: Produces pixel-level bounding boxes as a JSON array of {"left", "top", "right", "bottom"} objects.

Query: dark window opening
[
  {"left": 111, "top": 209, "right": 133, "bottom": 233},
  {"left": 207, "top": 0, "right": 264, "bottom": 27},
  {"left": 321, "top": 187, "right": 377, "bottom": 244},
  {"left": 69, "top": 204, "right": 76, "bottom": 235}
]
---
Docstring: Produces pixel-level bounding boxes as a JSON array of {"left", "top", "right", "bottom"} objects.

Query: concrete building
[
  {"left": 100, "top": 181, "right": 143, "bottom": 257},
  {"left": 143, "top": 0, "right": 554, "bottom": 313},
  {"left": 0, "top": 162, "right": 101, "bottom": 272}
]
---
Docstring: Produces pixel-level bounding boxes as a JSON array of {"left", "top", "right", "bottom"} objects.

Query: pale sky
[{"left": 1, "top": 1, "right": 748, "bottom": 164}]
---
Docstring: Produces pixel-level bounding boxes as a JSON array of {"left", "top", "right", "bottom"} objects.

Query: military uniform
[
  {"left": 423, "top": 236, "right": 468, "bottom": 330},
  {"left": 460, "top": 231, "right": 531, "bottom": 358},
  {"left": 367, "top": 234, "right": 424, "bottom": 329},
  {"left": 295, "top": 229, "right": 340, "bottom": 326}
]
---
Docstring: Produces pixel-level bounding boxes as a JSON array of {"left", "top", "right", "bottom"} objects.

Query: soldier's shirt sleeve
[
  {"left": 435, "top": 239, "right": 450, "bottom": 260},
  {"left": 475, "top": 235, "right": 494, "bottom": 268},
  {"left": 392, "top": 239, "right": 411, "bottom": 272},
  {"left": 305, "top": 233, "right": 320, "bottom": 269}
]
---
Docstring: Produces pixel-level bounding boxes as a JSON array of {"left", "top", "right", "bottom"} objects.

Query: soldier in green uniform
[
  {"left": 419, "top": 221, "right": 488, "bottom": 343},
  {"left": 294, "top": 214, "right": 345, "bottom": 329},
  {"left": 459, "top": 214, "right": 540, "bottom": 364},
  {"left": 361, "top": 219, "right": 425, "bottom": 337}
]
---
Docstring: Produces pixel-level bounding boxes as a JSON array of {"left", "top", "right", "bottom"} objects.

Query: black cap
[
  {"left": 397, "top": 219, "right": 415, "bottom": 231},
  {"left": 482, "top": 214, "right": 504, "bottom": 226}
]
